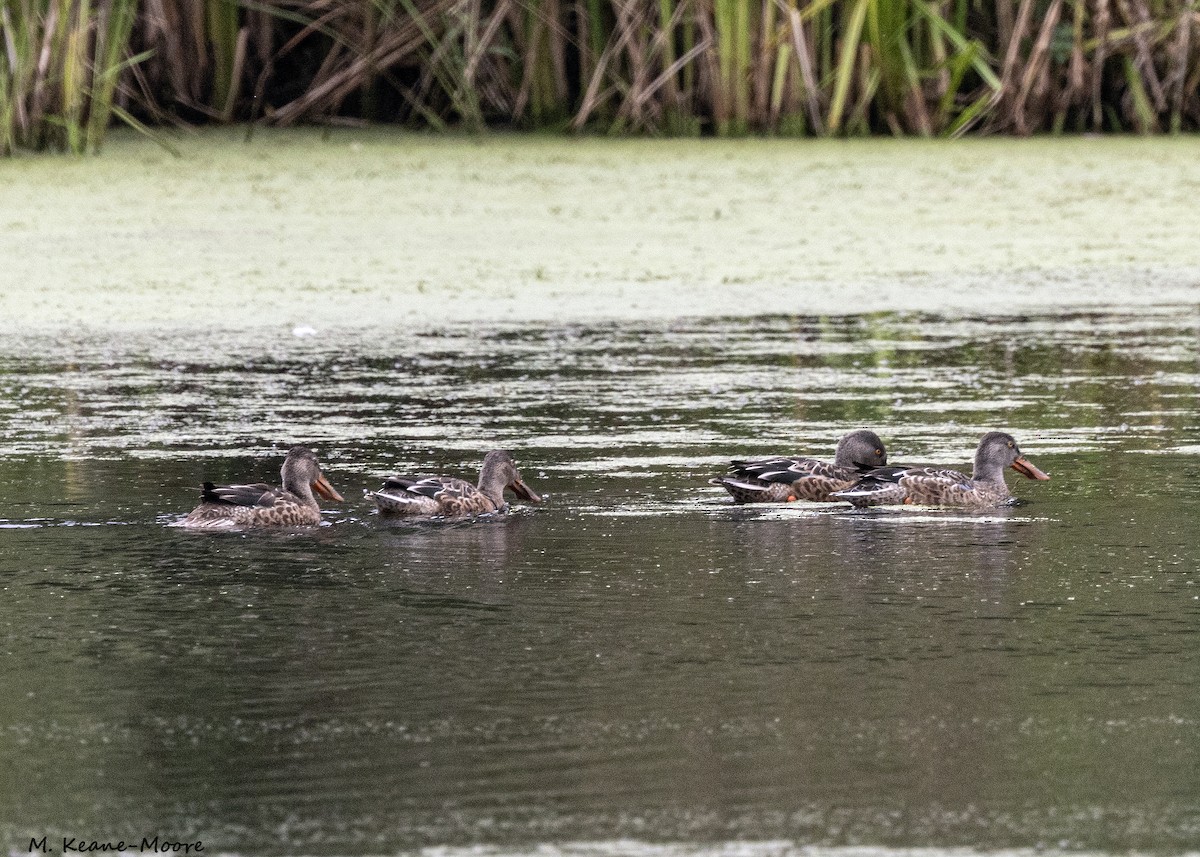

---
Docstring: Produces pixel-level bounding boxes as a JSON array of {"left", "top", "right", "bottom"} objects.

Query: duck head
[
  {"left": 479, "top": 449, "right": 542, "bottom": 504},
  {"left": 974, "top": 432, "right": 1050, "bottom": 484},
  {"left": 282, "top": 446, "right": 344, "bottom": 503},
  {"left": 834, "top": 429, "right": 888, "bottom": 471}
]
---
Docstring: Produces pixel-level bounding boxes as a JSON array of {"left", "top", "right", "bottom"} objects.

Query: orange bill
[
  {"left": 312, "top": 474, "right": 345, "bottom": 502},
  {"left": 510, "top": 478, "right": 542, "bottom": 503},
  {"left": 1011, "top": 456, "right": 1050, "bottom": 481}
]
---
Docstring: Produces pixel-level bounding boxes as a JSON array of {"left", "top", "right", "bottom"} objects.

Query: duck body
[
  {"left": 369, "top": 474, "right": 503, "bottom": 517},
  {"left": 832, "top": 431, "right": 1049, "bottom": 509},
  {"left": 713, "top": 456, "right": 871, "bottom": 503},
  {"left": 180, "top": 446, "right": 343, "bottom": 530},
  {"left": 832, "top": 464, "right": 1015, "bottom": 509},
  {"left": 710, "top": 430, "right": 887, "bottom": 504},
  {"left": 367, "top": 450, "right": 541, "bottom": 519}
]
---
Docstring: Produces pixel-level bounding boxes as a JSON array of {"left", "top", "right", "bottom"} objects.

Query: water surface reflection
[{"left": 1, "top": 310, "right": 1198, "bottom": 853}]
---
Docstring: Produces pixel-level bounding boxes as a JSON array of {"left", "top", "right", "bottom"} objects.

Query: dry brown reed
[{"left": 2, "top": 0, "right": 1198, "bottom": 154}]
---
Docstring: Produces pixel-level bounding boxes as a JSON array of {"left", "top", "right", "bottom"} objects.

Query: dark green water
[{"left": 1, "top": 311, "right": 1198, "bottom": 855}]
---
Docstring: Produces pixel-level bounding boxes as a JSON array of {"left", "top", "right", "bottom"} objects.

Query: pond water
[{"left": 1, "top": 309, "right": 1198, "bottom": 855}]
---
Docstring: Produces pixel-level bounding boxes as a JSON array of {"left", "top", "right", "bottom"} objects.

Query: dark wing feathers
[
  {"left": 381, "top": 475, "right": 478, "bottom": 501},
  {"left": 729, "top": 456, "right": 815, "bottom": 479},
  {"left": 201, "top": 482, "right": 280, "bottom": 507},
  {"left": 729, "top": 456, "right": 851, "bottom": 485},
  {"left": 840, "top": 465, "right": 909, "bottom": 491},
  {"left": 380, "top": 475, "right": 424, "bottom": 493},
  {"left": 801, "top": 460, "right": 852, "bottom": 481}
]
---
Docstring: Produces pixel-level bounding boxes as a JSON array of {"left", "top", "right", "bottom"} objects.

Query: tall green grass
[
  {"left": 1, "top": 0, "right": 1198, "bottom": 154},
  {"left": 0, "top": 0, "right": 158, "bottom": 154}
]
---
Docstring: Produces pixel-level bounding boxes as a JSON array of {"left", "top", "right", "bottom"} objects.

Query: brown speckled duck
[
  {"left": 180, "top": 446, "right": 343, "bottom": 529},
  {"left": 710, "top": 429, "right": 888, "bottom": 503},
  {"left": 366, "top": 449, "right": 541, "bottom": 518},
  {"left": 831, "top": 431, "right": 1050, "bottom": 509}
]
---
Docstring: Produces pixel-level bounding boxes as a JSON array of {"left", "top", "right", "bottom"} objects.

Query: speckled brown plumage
[
  {"left": 367, "top": 449, "right": 541, "bottom": 519},
  {"left": 832, "top": 431, "right": 1050, "bottom": 509},
  {"left": 710, "top": 430, "right": 887, "bottom": 504},
  {"left": 180, "top": 446, "right": 343, "bottom": 529}
]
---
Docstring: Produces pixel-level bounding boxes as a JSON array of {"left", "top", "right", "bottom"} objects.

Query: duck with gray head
[
  {"left": 180, "top": 446, "right": 344, "bottom": 529},
  {"left": 366, "top": 449, "right": 541, "bottom": 518},
  {"left": 831, "top": 431, "right": 1050, "bottom": 509},
  {"left": 710, "top": 429, "right": 888, "bottom": 503}
]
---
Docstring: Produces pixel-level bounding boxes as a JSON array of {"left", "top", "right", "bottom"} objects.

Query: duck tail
[{"left": 710, "top": 477, "right": 792, "bottom": 504}]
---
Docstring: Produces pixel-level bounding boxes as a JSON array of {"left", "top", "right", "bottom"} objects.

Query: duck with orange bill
[
  {"left": 180, "top": 446, "right": 343, "bottom": 529},
  {"left": 831, "top": 431, "right": 1050, "bottom": 509}
]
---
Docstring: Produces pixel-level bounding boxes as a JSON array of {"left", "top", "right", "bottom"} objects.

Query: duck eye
[
  {"left": 1007, "top": 442, "right": 1014, "bottom": 448},
  {"left": 875, "top": 449, "right": 883, "bottom": 456}
]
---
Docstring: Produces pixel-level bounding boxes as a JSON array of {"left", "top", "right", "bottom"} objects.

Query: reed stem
[{"left": 0, "top": 0, "right": 1197, "bottom": 155}]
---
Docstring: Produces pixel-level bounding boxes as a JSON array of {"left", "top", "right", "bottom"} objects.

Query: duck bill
[
  {"left": 312, "top": 474, "right": 345, "bottom": 502},
  {"left": 1011, "top": 456, "right": 1050, "bottom": 481},
  {"left": 509, "top": 478, "right": 542, "bottom": 503}
]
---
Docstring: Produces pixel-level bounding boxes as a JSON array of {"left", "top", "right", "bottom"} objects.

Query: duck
[
  {"left": 710, "top": 429, "right": 888, "bottom": 503},
  {"left": 180, "top": 446, "right": 343, "bottom": 529},
  {"left": 366, "top": 449, "right": 541, "bottom": 518},
  {"left": 831, "top": 431, "right": 1050, "bottom": 508}
]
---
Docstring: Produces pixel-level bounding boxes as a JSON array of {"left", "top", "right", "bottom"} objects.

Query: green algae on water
[{"left": 2, "top": 129, "right": 1199, "bottom": 332}]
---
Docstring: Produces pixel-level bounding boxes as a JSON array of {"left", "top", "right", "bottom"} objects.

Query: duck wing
[
  {"left": 378, "top": 474, "right": 475, "bottom": 500},
  {"left": 728, "top": 456, "right": 828, "bottom": 484},
  {"left": 830, "top": 465, "right": 915, "bottom": 506},
  {"left": 201, "top": 482, "right": 285, "bottom": 508}
]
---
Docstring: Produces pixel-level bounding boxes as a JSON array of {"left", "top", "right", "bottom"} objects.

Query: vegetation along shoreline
[{"left": 2, "top": 0, "right": 1199, "bottom": 156}]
